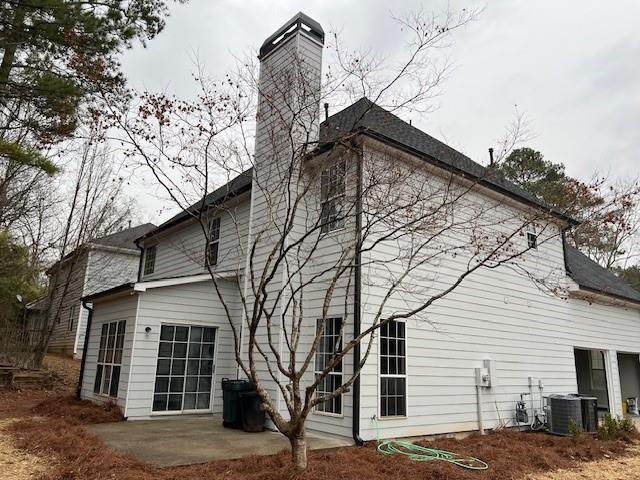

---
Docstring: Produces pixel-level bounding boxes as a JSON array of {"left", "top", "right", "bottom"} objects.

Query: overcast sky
[{"left": 120, "top": 0, "right": 640, "bottom": 223}]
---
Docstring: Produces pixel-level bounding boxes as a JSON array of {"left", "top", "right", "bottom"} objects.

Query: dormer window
[
  {"left": 527, "top": 225, "right": 538, "bottom": 249},
  {"left": 320, "top": 161, "right": 346, "bottom": 233},
  {"left": 207, "top": 217, "right": 221, "bottom": 266},
  {"left": 144, "top": 245, "right": 156, "bottom": 275}
]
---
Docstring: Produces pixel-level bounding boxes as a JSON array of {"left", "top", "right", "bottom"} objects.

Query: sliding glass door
[{"left": 152, "top": 325, "right": 216, "bottom": 413}]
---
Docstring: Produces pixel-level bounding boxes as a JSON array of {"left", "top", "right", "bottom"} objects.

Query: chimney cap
[{"left": 259, "top": 12, "right": 324, "bottom": 59}]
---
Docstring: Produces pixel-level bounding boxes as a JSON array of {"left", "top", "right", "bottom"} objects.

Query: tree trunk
[
  {"left": 0, "top": 4, "right": 26, "bottom": 88},
  {"left": 290, "top": 433, "right": 307, "bottom": 470}
]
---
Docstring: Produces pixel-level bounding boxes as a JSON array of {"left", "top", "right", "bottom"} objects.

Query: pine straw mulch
[
  {"left": 4, "top": 394, "right": 639, "bottom": 480},
  {"left": 2, "top": 353, "right": 639, "bottom": 479},
  {"left": 41, "top": 354, "right": 81, "bottom": 391}
]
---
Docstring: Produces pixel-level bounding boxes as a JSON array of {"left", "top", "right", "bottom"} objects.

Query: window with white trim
[
  {"left": 590, "top": 350, "right": 607, "bottom": 391},
  {"left": 320, "top": 161, "right": 346, "bottom": 233},
  {"left": 206, "top": 217, "right": 221, "bottom": 267},
  {"left": 380, "top": 320, "right": 406, "bottom": 417},
  {"left": 527, "top": 225, "right": 538, "bottom": 249},
  {"left": 152, "top": 325, "right": 216, "bottom": 412},
  {"left": 94, "top": 320, "right": 125, "bottom": 397},
  {"left": 315, "top": 317, "right": 343, "bottom": 414},
  {"left": 67, "top": 304, "right": 76, "bottom": 332},
  {"left": 144, "top": 245, "right": 156, "bottom": 275}
]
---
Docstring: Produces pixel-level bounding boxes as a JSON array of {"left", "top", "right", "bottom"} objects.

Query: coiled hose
[{"left": 377, "top": 440, "right": 489, "bottom": 470}]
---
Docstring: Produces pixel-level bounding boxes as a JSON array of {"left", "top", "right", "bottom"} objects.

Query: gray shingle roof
[
  {"left": 320, "top": 98, "right": 571, "bottom": 221},
  {"left": 92, "top": 223, "right": 157, "bottom": 250},
  {"left": 141, "top": 98, "right": 576, "bottom": 240},
  {"left": 138, "top": 169, "right": 253, "bottom": 240},
  {"left": 565, "top": 245, "right": 640, "bottom": 304}
]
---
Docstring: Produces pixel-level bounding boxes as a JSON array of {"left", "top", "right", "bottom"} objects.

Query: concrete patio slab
[{"left": 87, "top": 414, "right": 352, "bottom": 467}]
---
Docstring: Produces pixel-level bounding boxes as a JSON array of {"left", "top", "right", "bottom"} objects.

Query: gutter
[
  {"left": 76, "top": 299, "right": 94, "bottom": 399},
  {"left": 316, "top": 128, "right": 577, "bottom": 226},
  {"left": 572, "top": 286, "right": 640, "bottom": 308},
  {"left": 87, "top": 243, "right": 141, "bottom": 256},
  {"left": 136, "top": 179, "right": 252, "bottom": 242},
  {"left": 352, "top": 142, "right": 364, "bottom": 446}
]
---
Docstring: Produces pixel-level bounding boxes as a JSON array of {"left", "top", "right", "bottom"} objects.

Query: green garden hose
[
  {"left": 373, "top": 419, "right": 488, "bottom": 470},
  {"left": 377, "top": 440, "right": 489, "bottom": 470}
]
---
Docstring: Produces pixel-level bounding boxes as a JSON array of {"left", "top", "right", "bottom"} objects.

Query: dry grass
[
  {"left": 526, "top": 445, "right": 640, "bottom": 480},
  {"left": 0, "top": 419, "right": 49, "bottom": 480}
]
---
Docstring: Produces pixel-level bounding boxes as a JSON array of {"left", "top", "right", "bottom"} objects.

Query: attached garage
[
  {"left": 617, "top": 352, "right": 640, "bottom": 414},
  {"left": 574, "top": 348, "right": 610, "bottom": 412}
]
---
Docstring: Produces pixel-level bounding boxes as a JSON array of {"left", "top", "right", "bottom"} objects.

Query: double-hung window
[
  {"left": 67, "top": 304, "right": 77, "bottom": 332},
  {"left": 380, "top": 320, "right": 407, "bottom": 417},
  {"left": 320, "top": 161, "right": 346, "bottom": 233},
  {"left": 315, "top": 317, "right": 343, "bottom": 414},
  {"left": 527, "top": 225, "right": 538, "bottom": 249},
  {"left": 94, "top": 320, "right": 126, "bottom": 397},
  {"left": 590, "top": 350, "right": 607, "bottom": 391},
  {"left": 144, "top": 245, "right": 156, "bottom": 275},
  {"left": 207, "top": 217, "right": 221, "bottom": 267}
]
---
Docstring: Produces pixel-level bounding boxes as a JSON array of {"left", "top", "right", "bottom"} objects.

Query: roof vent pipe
[
  {"left": 324, "top": 103, "right": 329, "bottom": 121},
  {"left": 488, "top": 147, "right": 495, "bottom": 166}
]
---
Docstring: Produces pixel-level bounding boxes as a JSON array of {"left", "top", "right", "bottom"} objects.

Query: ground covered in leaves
[{"left": 1, "top": 354, "right": 640, "bottom": 479}]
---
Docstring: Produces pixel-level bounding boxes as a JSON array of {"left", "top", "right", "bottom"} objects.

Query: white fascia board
[
  {"left": 568, "top": 288, "right": 640, "bottom": 311},
  {"left": 134, "top": 270, "right": 242, "bottom": 292},
  {"left": 133, "top": 273, "right": 212, "bottom": 292},
  {"left": 87, "top": 243, "right": 139, "bottom": 256}
]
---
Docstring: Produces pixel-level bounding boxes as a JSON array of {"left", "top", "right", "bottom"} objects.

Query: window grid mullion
[{"left": 380, "top": 320, "right": 407, "bottom": 417}]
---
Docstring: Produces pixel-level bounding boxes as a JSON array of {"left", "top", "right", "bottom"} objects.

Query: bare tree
[
  {"left": 568, "top": 177, "right": 640, "bottom": 269},
  {"left": 106, "top": 8, "right": 586, "bottom": 470},
  {"left": 25, "top": 128, "right": 136, "bottom": 367}
]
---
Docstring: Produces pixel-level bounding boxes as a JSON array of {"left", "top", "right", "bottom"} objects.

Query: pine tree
[{"left": 0, "top": 0, "right": 186, "bottom": 169}]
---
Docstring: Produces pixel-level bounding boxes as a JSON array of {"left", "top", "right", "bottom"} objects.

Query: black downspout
[
  {"left": 352, "top": 144, "right": 364, "bottom": 446},
  {"left": 76, "top": 299, "right": 93, "bottom": 399},
  {"left": 561, "top": 227, "right": 570, "bottom": 274},
  {"left": 135, "top": 239, "right": 144, "bottom": 282}
]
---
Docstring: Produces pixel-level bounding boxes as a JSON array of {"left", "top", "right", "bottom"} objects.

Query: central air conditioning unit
[
  {"left": 545, "top": 395, "right": 583, "bottom": 435},
  {"left": 570, "top": 394, "right": 599, "bottom": 433}
]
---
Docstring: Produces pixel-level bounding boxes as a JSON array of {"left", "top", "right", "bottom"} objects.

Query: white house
[
  {"left": 78, "top": 13, "right": 640, "bottom": 443},
  {"left": 45, "top": 223, "right": 155, "bottom": 358}
]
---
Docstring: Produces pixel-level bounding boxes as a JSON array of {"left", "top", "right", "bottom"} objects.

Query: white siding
[
  {"left": 48, "top": 247, "right": 141, "bottom": 358},
  {"left": 357, "top": 140, "right": 640, "bottom": 440},
  {"left": 124, "top": 279, "right": 242, "bottom": 419},
  {"left": 80, "top": 293, "right": 138, "bottom": 410},
  {"left": 140, "top": 196, "right": 251, "bottom": 281},
  {"left": 242, "top": 27, "right": 355, "bottom": 438},
  {"left": 74, "top": 249, "right": 140, "bottom": 358},
  {"left": 47, "top": 253, "right": 88, "bottom": 356}
]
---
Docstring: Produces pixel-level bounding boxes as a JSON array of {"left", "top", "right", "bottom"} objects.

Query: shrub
[
  {"left": 597, "top": 413, "right": 637, "bottom": 441},
  {"left": 568, "top": 417, "right": 582, "bottom": 444}
]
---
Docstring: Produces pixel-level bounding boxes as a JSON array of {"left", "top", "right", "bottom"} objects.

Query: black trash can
[
  {"left": 221, "top": 378, "right": 252, "bottom": 428},
  {"left": 240, "top": 391, "right": 266, "bottom": 432}
]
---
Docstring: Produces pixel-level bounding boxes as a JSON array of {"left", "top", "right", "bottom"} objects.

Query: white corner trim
[{"left": 124, "top": 295, "right": 141, "bottom": 418}]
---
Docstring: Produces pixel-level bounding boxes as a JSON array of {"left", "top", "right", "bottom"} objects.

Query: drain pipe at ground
[
  {"left": 476, "top": 384, "right": 485, "bottom": 435},
  {"left": 76, "top": 299, "right": 93, "bottom": 399}
]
